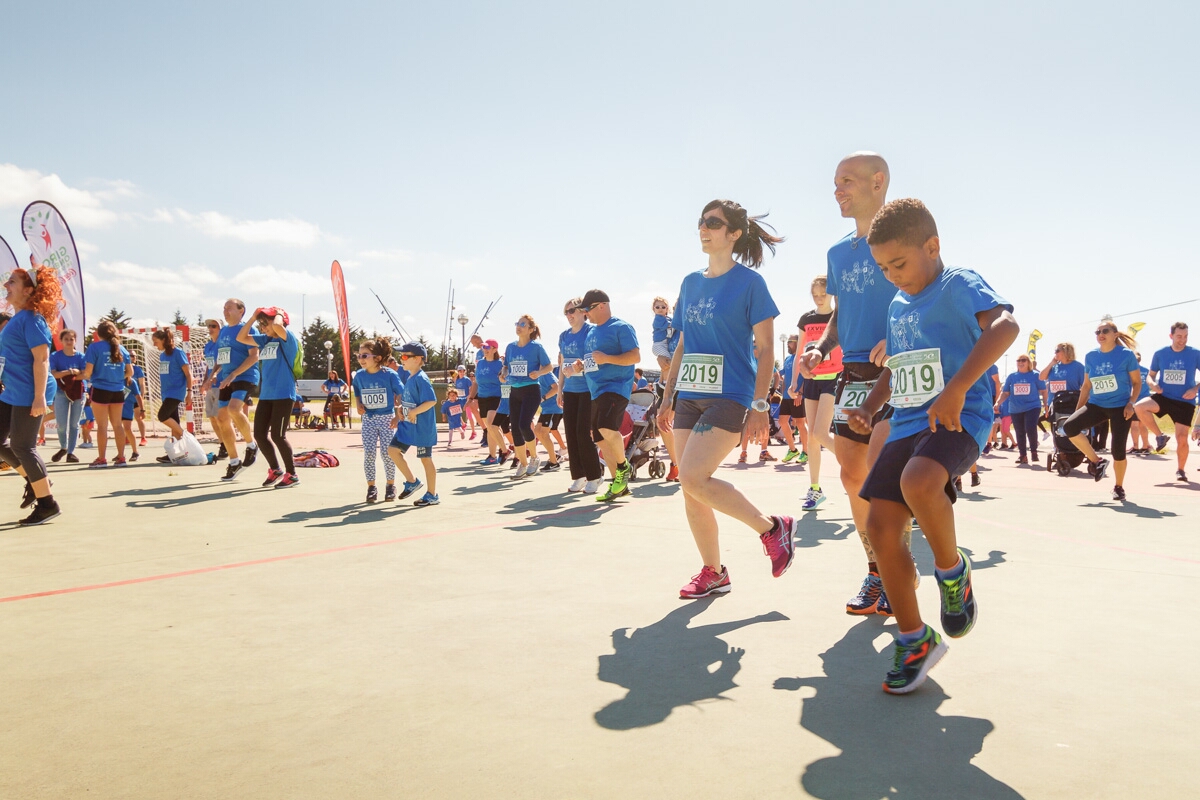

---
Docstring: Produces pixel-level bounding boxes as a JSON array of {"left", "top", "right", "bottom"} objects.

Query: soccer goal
[{"left": 119, "top": 325, "right": 210, "bottom": 437}]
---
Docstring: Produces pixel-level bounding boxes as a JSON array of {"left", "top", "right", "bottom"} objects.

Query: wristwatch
[{"left": 751, "top": 398, "right": 770, "bottom": 413}]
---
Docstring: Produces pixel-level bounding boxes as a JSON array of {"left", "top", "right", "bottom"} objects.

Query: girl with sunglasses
[
  {"left": 473, "top": 339, "right": 509, "bottom": 466},
  {"left": 658, "top": 199, "right": 798, "bottom": 599},
  {"left": 502, "top": 314, "right": 554, "bottom": 478},
  {"left": 558, "top": 298, "right": 604, "bottom": 492},
  {"left": 1061, "top": 319, "right": 1141, "bottom": 500},
  {"left": 995, "top": 355, "right": 1046, "bottom": 464},
  {"left": 352, "top": 337, "right": 404, "bottom": 502}
]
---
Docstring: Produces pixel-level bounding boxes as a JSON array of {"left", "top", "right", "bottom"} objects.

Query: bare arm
[
  {"left": 926, "top": 307, "right": 1020, "bottom": 433},
  {"left": 30, "top": 345, "right": 50, "bottom": 416}
]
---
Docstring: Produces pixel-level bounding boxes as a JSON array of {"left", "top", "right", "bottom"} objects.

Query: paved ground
[{"left": 1, "top": 428, "right": 1196, "bottom": 799}]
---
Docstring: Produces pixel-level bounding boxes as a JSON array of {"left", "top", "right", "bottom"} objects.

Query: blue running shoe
[
  {"left": 413, "top": 492, "right": 439, "bottom": 507},
  {"left": 875, "top": 588, "right": 894, "bottom": 617},
  {"left": 883, "top": 625, "right": 947, "bottom": 694},
  {"left": 938, "top": 548, "right": 977, "bottom": 638},
  {"left": 480, "top": 456, "right": 498, "bottom": 466},
  {"left": 802, "top": 487, "right": 825, "bottom": 511},
  {"left": 847, "top": 573, "right": 882, "bottom": 615},
  {"left": 399, "top": 480, "right": 423, "bottom": 500}
]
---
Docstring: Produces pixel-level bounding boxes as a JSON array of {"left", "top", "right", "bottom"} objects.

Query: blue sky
[{"left": 1, "top": 1, "right": 1195, "bottom": 370}]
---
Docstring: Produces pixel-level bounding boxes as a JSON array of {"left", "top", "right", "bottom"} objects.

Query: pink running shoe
[
  {"left": 760, "top": 515, "right": 798, "bottom": 578},
  {"left": 680, "top": 565, "right": 731, "bottom": 599}
]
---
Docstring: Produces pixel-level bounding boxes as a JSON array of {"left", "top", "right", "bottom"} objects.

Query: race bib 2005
[
  {"left": 508, "top": 360, "right": 528, "bottom": 378},
  {"left": 1013, "top": 383, "right": 1031, "bottom": 396},
  {"left": 1163, "top": 369, "right": 1185, "bottom": 385},
  {"left": 677, "top": 353, "right": 724, "bottom": 395},
  {"left": 887, "top": 348, "right": 946, "bottom": 408},
  {"left": 1048, "top": 380, "right": 1067, "bottom": 393},
  {"left": 1089, "top": 374, "right": 1118, "bottom": 394},
  {"left": 833, "top": 381, "right": 873, "bottom": 423},
  {"left": 216, "top": 347, "right": 231, "bottom": 366}
]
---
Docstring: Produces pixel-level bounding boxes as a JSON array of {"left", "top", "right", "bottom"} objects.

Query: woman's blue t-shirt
[
  {"left": 504, "top": 340, "right": 551, "bottom": 389},
  {"left": 558, "top": 324, "right": 592, "bottom": 394},
  {"left": 85, "top": 340, "right": 131, "bottom": 392},
  {"left": 1045, "top": 360, "right": 1085, "bottom": 404},
  {"left": 252, "top": 330, "right": 300, "bottom": 401},
  {"left": 1002, "top": 371, "right": 1045, "bottom": 414},
  {"left": 539, "top": 371, "right": 563, "bottom": 414},
  {"left": 352, "top": 367, "right": 404, "bottom": 417},
  {"left": 395, "top": 370, "right": 438, "bottom": 447},
  {"left": 0, "top": 310, "right": 54, "bottom": 406},
  {"left": 1084, "top": 346, "right": 1140, "bottom": 409},
  {"left": 158, "top": 349, "right": 191, "bottom": 401},
  {"left": 671, "top": 264, "right": 780, "bottom": 409},
  {"left": 475, "top": 357, "right": 504, "bottom": 398}
]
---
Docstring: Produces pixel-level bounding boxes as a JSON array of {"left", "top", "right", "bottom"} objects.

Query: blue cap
[{"left": 398, "top": 341, "right": 427, "bottom": 359}]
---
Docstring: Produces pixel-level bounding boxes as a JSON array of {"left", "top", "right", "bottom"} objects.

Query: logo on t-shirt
[
  {"left": 890, "top": 311, "right": 922, "bottom": 353},
  {"left": 839, "top": 260, "right": 878, "bottom": 294},
  {"left": 684, "top": 297, "right": 717, "bottom": 326},
  {"left": 1092, "top": 361, "right": 1114, "bottom": 377}
]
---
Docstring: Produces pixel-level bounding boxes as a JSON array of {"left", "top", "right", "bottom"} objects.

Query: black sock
[
  {"left": 868, "top": 561, "right": 878, "bottom": 574},
  {"left": 617, "top": 461, "right": 629, "bottom": 471},
  {"left": 37, "top": 495, "right": 56, "bottom": 508}
]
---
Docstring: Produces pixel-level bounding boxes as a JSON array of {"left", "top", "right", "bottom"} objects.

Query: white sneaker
[
  {"left": 557, "top": 449, "right": 567, "bottom": 461},
  {"left": 526, "top": 456, "right": 540, "bottom": 475},
  {"left": 582, "top": 479, "right": 602, "bottom": 494},
  {"left": 568, "top": 477, "right": 587, "bottom": 492}
]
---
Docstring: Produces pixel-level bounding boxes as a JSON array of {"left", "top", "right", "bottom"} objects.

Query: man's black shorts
[
  {"left": 833, "top": 362, "right": 894, "bottom": 445},
  {"left": 1151, "top": 394, "right": 1198, "bottom": 427},
  {"left": 591, "top": 392, "right": 628, "bottom": 442}
]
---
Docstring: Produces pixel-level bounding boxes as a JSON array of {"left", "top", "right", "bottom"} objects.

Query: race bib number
[
  {"left": 0, "top": 356, "right": 5, "bottom": 379},
  {"left": 1048, "top": 380, "right": 1067, "bottom": 393},
  {"left": 677, "top": 353, "right": 724, "bottom": 395},
  {"left": 260, "top": 342, "right": 279, "bottom": 361},
  {"left": 361, "top": 391, "right": 388, "bottom": 410},
  {"left": 501, "top": 384, "right": 511, "bottom": 398},
  {"left": 158, "top": 360, "right": 171, "bottom": 376},
  {"left": 1163, "top": 369, "right": 1185, "bottom": 385},
  {"left": 401, "top": 402, "right": 416, "bottom": 417},
  {"left": 887, "top": 348, "right": 946, "bottom": 408},
  {"left": 448, "top": 404, "right": 462, "bottom": 416},
  {"left": 508, "top": 360, "right": 528, "bottom": 378},
  {"left": 205, "top": 356, "right": 216, "bottom": 370},
  {"left": 583, "top": 355, "right": 598, "bottom": 373},
  {"left": 1013, "top": 383, "right": 1031, "bottom": 396},
  {"left": 216, "top": 347, "right": 231, "bottom": 366},
  {"left": 1089, "top": 374, "right": 1118, "bottom": 394},
  {"left": 833, "top": 381, "right": 873, "bottom": 423}
]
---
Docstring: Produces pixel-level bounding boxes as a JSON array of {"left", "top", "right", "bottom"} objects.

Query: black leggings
[
  {"left": 562, "top": 391, "right": 603, "bottom": 481},
  {"left": 1063, "top": 403, "right": 1131, "bottom": 461},
  {"left": 1010, "top": 407, "right": 1040, "bottom": 457},
  {"left": 158, "top": 397, "right": 182, "bottom": 424},
  {"left": 253, "top": 398, "right": 295, "bottom": 473},
  {"left": 0, "top": 401, "right": 47, "bottom": 483},
  {"left": 508, "top": 384, "right": 540, "bottom": 447}
]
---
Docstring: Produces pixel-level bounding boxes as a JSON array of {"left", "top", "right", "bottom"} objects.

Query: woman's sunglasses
[
  {"left": 698, "top": 215, "right": 729, "bottom": 231},
  {"left": 515, "top": 321, "right": 529, "bottom": 328},
  {"left": 1095, "top": 328, "right": 1116, "bottom": 335}
]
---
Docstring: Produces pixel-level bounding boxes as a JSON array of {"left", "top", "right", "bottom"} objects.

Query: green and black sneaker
[{"left": 882, "top": 625, "right": 947, "bottom": 695}]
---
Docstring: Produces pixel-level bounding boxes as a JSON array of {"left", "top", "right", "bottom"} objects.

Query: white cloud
[
  {"left": 358, "top": 249, "right": 414, "bottom": 263},
  {"left": 464, "top": 282, "right": 491, "bottom": 294},
  {"left": 0, "top": 163, "right": 123, "bottom": 228},
  {"left": 232, "top": 264, "right": 333, "bottom": 295},
  {"left": 75, "top": 239, "right": 100, "bottom": 258},
  {"left": 172, "top": 209, "right": 323, "bottom": 247},
  {"left": 88, "top": 259, "right": 223, "bottom": 312}
]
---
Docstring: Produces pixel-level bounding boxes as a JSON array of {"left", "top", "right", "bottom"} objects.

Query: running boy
[
  {"left": 389, "top": 342, "right": 440, "bottom": 506},
  {"left": 845, "top": 199, "right": 1018, "bottom": 694},
  {"left": 442, "top": 388, "right": 465, "bottom": 447}
]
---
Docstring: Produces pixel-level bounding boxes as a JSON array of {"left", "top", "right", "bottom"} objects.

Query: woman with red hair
[{"left": 0, "top": 263, "right": 63, "bottom": 525}]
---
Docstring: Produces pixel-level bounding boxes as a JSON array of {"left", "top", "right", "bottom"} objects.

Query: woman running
[
  {"left": 558, "top": 297, "right": 604, "bottom": 493},
  {"left": 658, "top": 199, "right": 798, "bottom": 598},
  {"left": 797, "top": 275, "right": 843, "bottom": 510},
  {"left": 239, "top": 307, "right": 300, "bottom": 487},
  {"left": 151, "top": 329, "right": 192, "bottom": 461},
  {"left": 0, "top": 264, "right": 63, "bottom": 524},
  {"left": 502, "top": 314, "right": 555, "bottom": 478},
  {"left": 49, "top": 328, "right": 86, "bottom": 463},
  {"left": 1061, "top": 319, "right": 1141, "bottom": 500},
  {"left": 473, "top": 340, "right": 508, "bottom": 465},
  {"left": 995, "top": 355, "right": 1046, "bottom": 464},
  {"left": 82, "top": 320, "right": 134, "bottom": 468},
  {"left": 352, "top": 337, "right": 404, "bottom": 502}
]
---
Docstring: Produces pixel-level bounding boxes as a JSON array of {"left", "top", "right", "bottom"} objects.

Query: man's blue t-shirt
[
  {"left": 0, "top": 310, "right": 54, "bottom": 406},
  {"left": 885, "top": 267, "right": 1012, "bottom": 452},
  {"left": 252, "top": 330, "right": 300, "bottom": 401},
  {"left": 352, "top": 367, "right": 404, "bottom": 418},
  {"left": 1003, "top": 371, "right": 1044, "bottom": 414},
  {"left": 1149, "top": 345, "right": 1200, "bottom": 403},
  {"left": 442, "top": 398, "right": 464, "bottom": 429},
  {"left": 539, "top": 371, "right": 563, "bottom": 414},
  {"left": 475, "top": 358, "right": 504, "bottom": 398},
  {"left": 1083, "top": 346, "right": 1140, "bottom": 409},
  {"left": 395, "top": 370, "right": 437, "bottom": 447},
  {"left": 216, "top": 324, "right": 260, "bottom": 386},
  {"left": 504, "top": 340, "right": 552, "bottom": 389},
  {"left": 558, "top": 324, "right": 592, "bottom": 394},
  {"left": 672, "top": 264, "right": 779, "bottom": 409},
  {"left": 1045, "top": 360, "right": 1086, "bottom": 405},
  {"left": 583, "top": 318, "right": 639, "bottom": 400},
  {"left": 85, "top": 340, "right": 131, "bottom": 392},
  {"left": 121, "top": 379, "right": 142, "bottom": 419},
  {"left": 158, "top": 349, "right": 191, "bottom": 401},
  {"left": 780, "top": 353, "right": 796, "bottom": 400},
  {"left": 829, "top": 232, "right": 897, "bottom": 363}
]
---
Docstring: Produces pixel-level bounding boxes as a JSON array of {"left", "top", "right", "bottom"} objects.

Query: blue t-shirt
[
  {"left": 49, "top": 349, "right": 87, "bottom": 377},
  {"left": 885, "top": 267, "right": 1012, "bottom": 452},
  {"left": 652, "top": 313, "right": 681, "bottom": 354},
  {"left": 1149, "top": 345, "right": 1200, "bottom": 403},
  {"left": 1002, "top": 371, "right": 1045, "bottom": 413},
  {"left": 780, "top": 353, "right": 796, "bottom": 400},
  {"left": 1083, "top": 346, "right": 1140, "bottom": 409},
  {"left": 583, "top": 318, "right": 639, "bottom": 400},
  {"left": 352, "top": 367, "right": 404, "bottom": 417},
  {"left": 1045, "top": 360, "right": 1085, "bottom": 405},
  {"left": 672, "top": 264, "right": 780, "bottom": 408},
  {"left": 504, "top": 340, "right": 552, "bottom": 388},
  {"left": 454, "top": 375, "right": 472, "bottom": 396},
  {"left": 133, "top": 364, "right": 145, "bottom": 383},
  {"left": 442, "top": 398, "right": 464, "bottom": 428},
  {"left": 203, "top": 341, "right": 218, "bottom": 375},
  {"left": 986, "top": 364, "right": 1000, "bottom": 401},
  {"left": 85, "top": 340, "right": 131, "bottom": 392},
  {"left": 828, "top": 232, "right": 896, "bottom": 363},
  {"left": 1137, "top": 366, "right": 1151, "bottom": 401},
  {"left": 122, "top": 379, "right": 142, "bottom": 419},
  {"left": 539, "top": 371, "right": 563, "bottom": 414},
  {"left": 158, "top": 349, "right": 191, "bottom": 401},
  {"left": 252, "top": 330, "right": 300, "bottom": 401},
  {"left": 497, "top": 374, "right": 511, "bottom": 415},
  {"left": 322, "top": 379, "right": 347, "bottom": 397},
  {"left": 395, "top": 370, "right": 438, "bottom": 447},
  {"left": 0, "top": 311, "right": 54, "bottom": 406},
  {"left": 475, "top": 357, "right": 504, "bottom": 398},
  {"left": 216, "top": 324, "right": 260, "bottom": 386},
  {"left": 558, "top": 324, "right": 592, "bottom": 394}
]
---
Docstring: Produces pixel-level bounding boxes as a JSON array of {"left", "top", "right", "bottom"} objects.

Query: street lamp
[
  {"left": 457, "top": 312, "right": 469, "bottom": 361},
  {"left": 323, "top": 340, "right": 333, "bottom": 375}
]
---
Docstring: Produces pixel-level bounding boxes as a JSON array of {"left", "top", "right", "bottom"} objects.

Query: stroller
[
  {"left": 624, "top": 384, "right": 666, "bottom": 480},
  {"left": 1046, "top": 390, "right": 1085, "bottom": 477}
]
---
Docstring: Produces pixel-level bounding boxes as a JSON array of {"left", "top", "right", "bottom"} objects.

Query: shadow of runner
[
  {"left": 774, "top": 619, "right": 1023, "bottom": 799},
  {"left": 793, "top": 517, "right": 854, "bottom": 550},
  {"left": 1079, "top": 501, "right": 1178, "bottom": 519},
  {"left": 594, "top": 600, "right": 788, "bottom": 730},
  {"left": 505, "top": 504, "right": 617, "bottom": 532}
]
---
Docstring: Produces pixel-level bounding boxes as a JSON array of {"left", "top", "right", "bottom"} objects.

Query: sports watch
[{"left": 750, "top": 398, "right": 770, "bottom": 413}]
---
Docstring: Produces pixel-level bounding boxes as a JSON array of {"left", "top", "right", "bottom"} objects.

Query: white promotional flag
[
  {"left": 0, "top": 235, "right": 17, "bottom": 317},
  {"left": 22, "top": 201, "right": 86, "bottom": 335}
]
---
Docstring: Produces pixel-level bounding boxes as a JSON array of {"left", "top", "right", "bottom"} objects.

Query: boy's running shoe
[
  {"left": 384, "top": 483, "right": 397, "bottom": 502},
  {"left": 876, "top": 589, "right": 894, "bottom": 617},
  {"left": 797, "top": 451, "right": 809, "bottom": 465},
  {"left": 847, "top": 573, "right": 883, "bottom": 615},
  {"left": 679, "top": 565, "right": 731, "bottom": 599},
  {"left": 366, "top": 485, "right": 379, "bottom": 504},
  {"left": 760, "top": 515, "right": 797, "bottom": 578},
  {"left": 1089, "top": 458, "right": 1110, "bottom": 482},
  {"left": 414, "top": 492, "right": 439, "bottom": 507},
  {"left": 1177, "top": 469, "right": 1188, "bottom": 482},
  {"left": 782, "top": 449, "right": 801, "bottom": 463},
  {"left": 276, "top": 472, "right": 300, "bottom": 488},
  {"left": 262, "top": 469, "right": 284, "bottom": 487},
  {"left": 938, "top": 548, "right": 978, "bottom": 638},
  {"left": 1154, "top": 434, "right": 1170, "bottom": 454},
  {"left": 1112, "top": 485, "right": 1126, "bottom": 501},
  {"left": 479, "top": 456, "right": 498, "bottom": 466},
  {"left": 883, "top": 626, "right": 947, "bottom": 695},
  {"left": 399, "top": 480, "right": 423, "bottom": 499},
  {"left": 568, "top": 477, "right": 587, "bottom": 492},
  {"left": 802, "top": 487, "right": 826, "bottom": 511}
]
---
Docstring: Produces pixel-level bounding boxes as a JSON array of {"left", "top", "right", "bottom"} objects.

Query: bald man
[{"left": 798, "top": 152, "right": 916, "bottom": 616}]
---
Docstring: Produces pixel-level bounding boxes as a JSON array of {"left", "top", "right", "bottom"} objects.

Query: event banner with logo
[
  {"left": 0, "top": 235, "right": 17, "bottom": 317},
  {"left": 331, "top": 260, "right": 352, "bottom": 381},
  {"left": 22, "top": 201, "right": 86, "bottom": 335}
]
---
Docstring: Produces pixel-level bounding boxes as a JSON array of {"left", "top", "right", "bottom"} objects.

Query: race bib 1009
[
  {"left": 887, "top": 348, "right": 946, "bottom": 408},
  {"left": 677, "top": 353, "right": 724, "bottom": 395},
  {"left": 1048, "top": 380, "right": 1067, "bottom": 393},
  {"left": 833, "top": 381, "right": 873, "bottom": 423},
  {"left": 1089, "top": 374, "right": 1118, "bottom": 394},
  {"left": 1013, "top": 383, "right": 1031, "bottom": 396},
  {"left": 361, "top": 390, "right": 388, "bottom": 410},
  {"left": 508, "top": 360, "right": 528, "bottom": 378},
  {"left": 1162, "top": 369, "right": 1186, "bottom": 385}
]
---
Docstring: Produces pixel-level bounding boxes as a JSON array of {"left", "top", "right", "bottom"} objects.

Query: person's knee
[
  {"left": 677, "top": 462, "right": 709, "bottom": 493},
  {"left": 899, "top": 460, "right": 948, "bottom": 504}
]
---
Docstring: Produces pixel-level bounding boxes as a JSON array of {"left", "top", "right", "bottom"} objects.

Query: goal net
[{"left": 119, "top": 325, "right": 211, "bottom": 438}]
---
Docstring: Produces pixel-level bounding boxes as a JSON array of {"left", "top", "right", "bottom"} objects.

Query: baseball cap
[
  {"left": 398, "top": 342, "right": 428, "bottom": 359},
  {"left": 483, "top": 339, "right": 499, "bottom": 349},
  {"left": 260, "top": 306, "right": 290, "bottom": 327},
  {"left": 581, "top": 289, "right": 610, "bottom": 307}
]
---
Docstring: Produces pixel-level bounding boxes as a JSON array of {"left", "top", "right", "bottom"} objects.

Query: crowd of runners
[{"left": 3, "top": 152, "right": 1198, "bottom": 693}]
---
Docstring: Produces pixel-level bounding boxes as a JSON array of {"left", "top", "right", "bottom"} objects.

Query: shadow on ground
[
  {"left": 1079, "top": 501, "right": 1178, "bottom": 519},
  {"left": 774, "top": 618, "right": 1024, "bottom": 799},
  {"left": 594, "top": 600, "right": 787, "bottom": 730}
]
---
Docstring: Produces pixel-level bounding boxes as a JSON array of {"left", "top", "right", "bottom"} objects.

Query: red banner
[{"left": 331, "top": 260, "right": 352, "bottom": 381}]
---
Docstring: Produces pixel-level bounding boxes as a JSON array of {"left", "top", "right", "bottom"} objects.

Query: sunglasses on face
[
  {"left": 698, "top": 215, "right": 729, "bottom": 231},
  {"left": 515, "top": 321, "right": 528, "bottom": 328},
  {"left": 399, "top": 353, "right": 412, "bottom": 360},
  {"left": 584, "top": 303, "right": 605, "bottom": 312},
  {"left": 1095, "top": 328, "right": 1116, "bottom": 335},
  {"left": 357, "top": 353, "right": 374, "bottom": 360}
]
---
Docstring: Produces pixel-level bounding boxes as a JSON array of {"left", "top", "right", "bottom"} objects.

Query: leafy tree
[
  {"left": 171, "top": 308, "right": 188, "bottom": 326},
  {"left": 101, "top": 307, "right": 131, "bottom": 329},
  {"left": 300, "top": 316, "right": 365, "bottom": 380}
]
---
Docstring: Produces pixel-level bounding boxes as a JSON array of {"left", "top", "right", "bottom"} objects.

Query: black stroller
[
  {"left": 625, "top": 384, "right": 666, "bottom": 480},
  {"left": 1046, "top": 390, "right": 1085, "bottom": 477}
]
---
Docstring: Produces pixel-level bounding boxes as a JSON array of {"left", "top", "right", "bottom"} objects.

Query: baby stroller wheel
[
  {"left": 648, "top": 459, "right": 664, "bottom": 479},
  {"left": 1056, "top": 458, "right": 1072, "bottom": 477}
]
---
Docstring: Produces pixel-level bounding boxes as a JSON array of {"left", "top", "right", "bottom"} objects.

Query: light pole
[
  {"left": 457, "top": 312, "right": 469, "bottom": 362},
  {"left": 324, "top": 340, "right": 333, "bottom": 375}
]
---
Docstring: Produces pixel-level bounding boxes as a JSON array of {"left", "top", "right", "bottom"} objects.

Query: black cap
[{"left": 581, "top": 289, "right": 610, "bottom": 307}]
